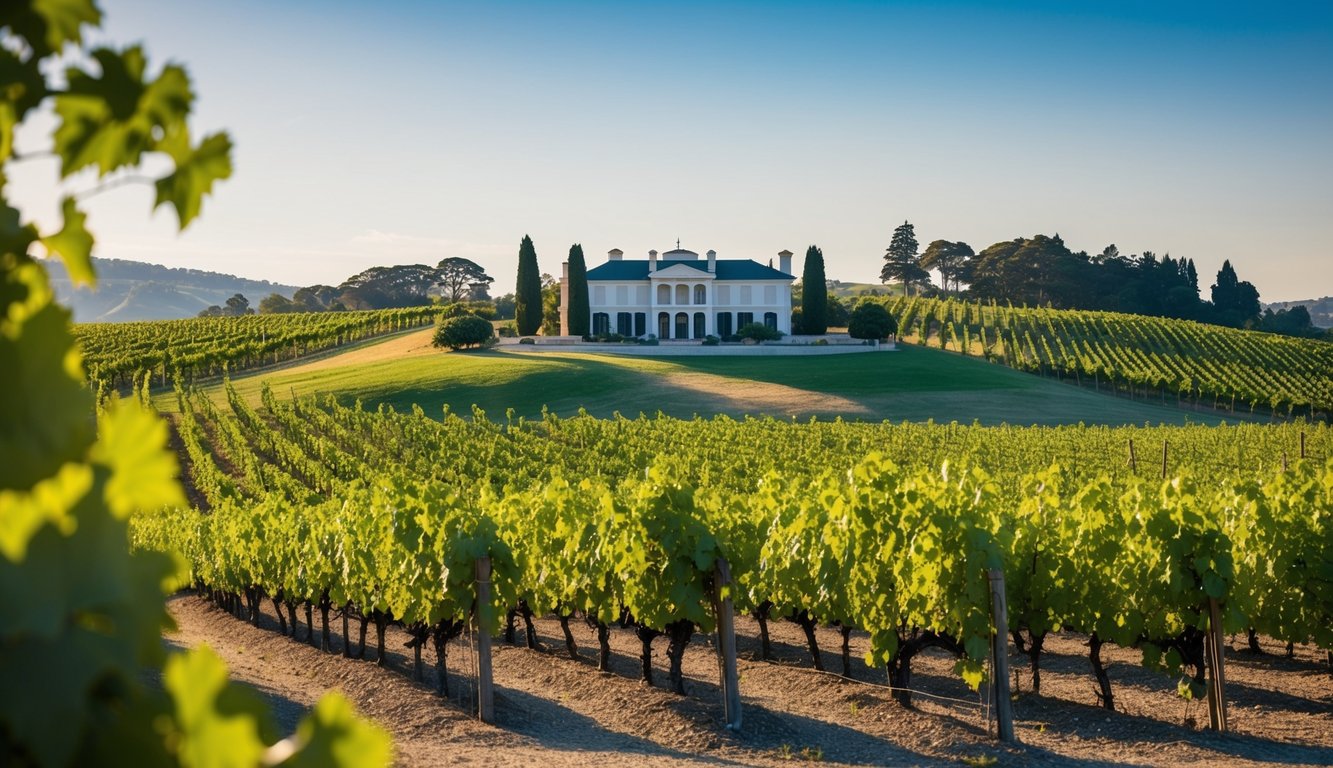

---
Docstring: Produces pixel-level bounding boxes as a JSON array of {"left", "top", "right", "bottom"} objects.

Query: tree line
[
  {"left": 877, "top": 221, "right": 1326, "bottom": 339},
  {"left": 215, "top": 257, "right": 501, "bottom": 317},
  {"left": 234, "top": 226, "right": 1320, "bottom": 345}
]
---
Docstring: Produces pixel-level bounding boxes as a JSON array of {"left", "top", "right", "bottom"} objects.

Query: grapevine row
[
  {"left": 882, "top": 296, "right": 1332, "bottom": 419},
  {"left": 131, "top": 389, "right": 1333, "bottom": 713},
  {"left": 76, "top": 306, "right": 442, "bottom": 392}
]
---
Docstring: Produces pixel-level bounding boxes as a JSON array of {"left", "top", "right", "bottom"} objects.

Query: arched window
[
  {"left": 693, "top": 312, "right": 706, "bottom": 339},
  {"left": 616, "top": 312, "right": 632, "bottom": 336},
  {"left": 674, "top": 312, "right": 689, "bottom": 339},
  {"left": 675, "top": 284, "right": 690, "bottom": 305},
  {"left": 593, "top": 313, "right": 611, "bottom": 335},
  {"left": 764, "top": 312, "right": 778, "bottom": 330},
  {"left": 657, "top": 284, "right": 671, "bottom": 304},
  {"left": 657, "top": 312, "right": 670, "bottom": 339},
  {"left": 694, "top": 284, "right": 707, "bottom": 304},
  {"left": 634, "top": 313, "right": 646, "bottom": 337}
]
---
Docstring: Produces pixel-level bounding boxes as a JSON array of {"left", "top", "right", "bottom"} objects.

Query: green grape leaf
[
  {"left": 153, "top": 129, "right": 232, "bottom": 229},
  {"left": 0, "top": 258, "right": 94, "bottom": 492},
  {"left": 35, "top": 0, "right": 101, "bottom": 51},
  {"left": 0, "top": 628, "right": 109, "bottom": 767},
  {"left": 40, "top": 196, "right": 95, "bottom": 287},
  {"left": 90, "top": 400, "right": 186, "bottom": 518},
  {"left": 163, "top": 645, "right": 271, "bottom": 768},
  {"left": 54, "top": 47, "right": 194, "bottom": 178},
  {"left": 956, "top": 658, "right": 985, "bottom": 690},
  {"left": 0, "top": 461, "right": 88, "bottom": 562},
  {"left": 0, "top": 48, "right": 49, "bottom": 158},
  {"left": 0, "top": 0, "right": 100, "bottom": 57},
  {"left": 0, "top": 195, "right": 40, "bottom": 265},
  {"left": 276, "top": 693, "right": 393, "bottom": 768}
]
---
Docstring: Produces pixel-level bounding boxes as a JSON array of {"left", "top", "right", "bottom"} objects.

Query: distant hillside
[
  {"left": 46, "top": 257, "right": 299, "bottom": 322},
  {"left": 1264, "top": 297, "right": 1332, "bottom": 329},
  {"left": 826, "top": 280, "right": 904, "bottom": 299}
]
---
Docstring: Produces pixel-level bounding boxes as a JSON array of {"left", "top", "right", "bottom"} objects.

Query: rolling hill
[{"left": 46, "top": 256, "right": 299, "bottom": 322}]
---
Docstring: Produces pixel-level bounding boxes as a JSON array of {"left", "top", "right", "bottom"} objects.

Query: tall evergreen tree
[
  {"left": 1210, "top": 259, "right": 1261, "bottom": 328},
  {"left": 566, "top": 243, "right": 590, "bottom": 336},
  {"left": 881, "top": 220, "right": 928, "bottom": 294},
  {"left": 801, "top": 245, "right": 828, "bottom": 334},
  {"left": 1211, "top": 259, "right": 1240, "bottom": 310},
  {"left": 515, "top": 234, "right": 543, "bottom": 335}
]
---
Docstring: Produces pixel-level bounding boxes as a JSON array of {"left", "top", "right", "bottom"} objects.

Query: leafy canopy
[{"left": 0, "top": 2, "right": 390, "bottom": 765}]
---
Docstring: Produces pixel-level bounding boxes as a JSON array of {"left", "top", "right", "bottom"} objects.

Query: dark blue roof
[{"left": 586, "top": 259, "right": 793, "bottom": 281}]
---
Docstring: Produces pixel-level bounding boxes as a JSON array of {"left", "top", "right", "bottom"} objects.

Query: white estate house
[{"left": 561, "top": 246, "right": 796, "bottom": 339}]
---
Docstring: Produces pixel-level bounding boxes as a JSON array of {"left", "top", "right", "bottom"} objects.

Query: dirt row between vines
[{"left": 165, "top": 595, "right": 1332, "bottom": 767}]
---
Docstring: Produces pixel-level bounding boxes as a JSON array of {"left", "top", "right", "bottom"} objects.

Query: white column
[
  {"left": 705, "top": 283, "right": 715, "bottom": 336},
  {"left": 780, "top": 282, "right": 792, "bottom": 334},
  {"left": 649, "top": 279, "right": 658, "bottom": 339}
]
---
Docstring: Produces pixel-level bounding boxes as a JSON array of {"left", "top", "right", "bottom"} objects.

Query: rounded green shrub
[
  {"left": 433, "top": 314, "right": 495, "bottom": 350},
  {"left": 848, "top": 302, "right": 898, "bottom": 340}
]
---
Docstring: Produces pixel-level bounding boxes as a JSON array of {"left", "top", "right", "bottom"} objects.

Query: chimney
[
  {"left": 559, "top": 261, "right": 570, "bottom": 336},
  {"left": 778, "top": 249, "right": 793, "bottom": 275},
  {"left": 608, "top": 248, "right": 623, "bottom": 262},
  {"left": 649, "top": 249, "right": 658, "bottom": 272},
  {"left": 707, "top": 249, "right": 716, "bottom": 273}
]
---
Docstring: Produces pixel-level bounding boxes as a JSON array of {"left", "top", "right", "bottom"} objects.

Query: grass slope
[{"left": 186, "top": 330, "right": 1251, "bottom": 426}]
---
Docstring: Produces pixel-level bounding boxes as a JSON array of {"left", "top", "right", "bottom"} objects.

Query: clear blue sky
[{"left": 13, "top": 0, "right": 1333, "bottom": 301}]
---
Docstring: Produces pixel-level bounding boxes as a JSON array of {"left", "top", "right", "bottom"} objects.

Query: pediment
[{"left": 650, "top": 263, "right": 714, "bottom": 279}]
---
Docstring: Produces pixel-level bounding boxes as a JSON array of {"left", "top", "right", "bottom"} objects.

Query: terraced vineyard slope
[{"left": 882, "top": 297, "right": 1333, "bottom": 419}]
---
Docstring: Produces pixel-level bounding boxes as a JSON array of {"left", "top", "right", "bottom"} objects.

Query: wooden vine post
[
  {"left": 1205, "top": 598, "right": 1229, "bottom": 733},
  {"left": 987, "top": 569, "right": 1015, "bottom": 742},
  {"left": 475, "top": 556, "right": 495, "bottom": 724},
  {"left": 712, "top": 558, "right": 743, "bottom": 731},
  {"left": 1161, "top": 440, "right": 1169, "bottom": 480}
]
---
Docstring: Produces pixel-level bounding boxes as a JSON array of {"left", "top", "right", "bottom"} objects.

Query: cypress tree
[
  {"left": 801, "top": 245, "right": 828, "bottom": 334},
  {"left": 515, "top": 234, "right": 542, "bottom": 336},
  {"left": 567, "top": 243, "right": 590, "bottom": 337}
]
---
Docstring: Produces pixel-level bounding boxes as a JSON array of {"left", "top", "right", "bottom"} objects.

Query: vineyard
[
  {"left": 131, "top": 383, "right": 1333, "bottom": 744},
  {"left": 76, "top": 297, "right": 1333, "bottom": 425},
  {"left": 883, "top": 296, "right": 1333, "bottom": 419},
  {"left": 74, "top": 307, "right": 441, "bottom": 393}
]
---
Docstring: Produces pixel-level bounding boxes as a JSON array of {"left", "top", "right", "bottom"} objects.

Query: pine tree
[
  {"left": 566, "top": 243, "right": 590, "bottom": 336},
  {"left": 515, "top": 235, "right": 543, "bottom": 335},
  {"left": 801, "top": 245, "right": 828, "bottom": 334},
  {"left": 881, "top": 220, "right": 927, "bottom": 294}
]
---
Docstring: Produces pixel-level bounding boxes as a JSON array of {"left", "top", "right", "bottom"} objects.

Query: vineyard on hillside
[
  {"left": 132, "top": 385, "right": 1332, "bottom": 720},
  {"left": 76, "top": 297, "right": 1333, "bottom": 421},
  {"left": 75, "top": 307, "right": 441, "bottom": 393},
  {"left": 883, "top": 297, "right": 1333, "bottom": 419}
]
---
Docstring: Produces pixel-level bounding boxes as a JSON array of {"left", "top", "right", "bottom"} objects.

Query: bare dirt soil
[{"left": 166, "top": 595, "right": 1332, "bottom": 767}]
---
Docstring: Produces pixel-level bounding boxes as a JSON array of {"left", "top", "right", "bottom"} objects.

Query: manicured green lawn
[
  {"left": 660, "top": 347, "right": 1035, "bottom": 394},
  {"left": 176, "top": 341, "right": 1255, "bottom": 427}
]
